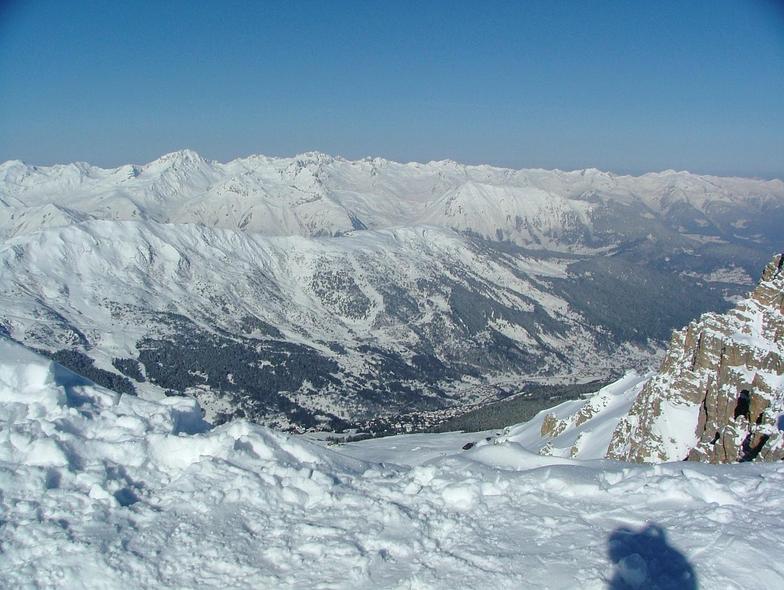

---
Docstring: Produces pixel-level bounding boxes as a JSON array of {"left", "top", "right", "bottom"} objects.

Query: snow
[
  {"left": 641, "top": 400, "right": 702, "bottom": 462},
  {"left": 3, "top": 338, "right": 784, "bottom": 588},
  {"left": 498, "top": 372, "right": 651, "bottom": 460},
  {"left": 1, "top": 150, "right": 781, "bottom": 246},
  {"left": 0, "top": 217, "right": 653, "bottom": 419}
]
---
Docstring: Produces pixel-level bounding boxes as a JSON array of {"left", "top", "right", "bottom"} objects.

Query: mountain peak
[
  {"left": 293, "top": 151, "right": 339, "bottom": 165},
  {"left": 760, "top": 252, "right": 784, "bottom": 284},
  {"left": 0, "top": 159, "right": 27, "bottom": 170},
  {"left": 145, "top": 149, "right": 206, "bottom": 168}
]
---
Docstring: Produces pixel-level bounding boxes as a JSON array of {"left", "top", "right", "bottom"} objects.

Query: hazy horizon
[{"left": 1, "top": 0, "right": 783, "bottom": 178}]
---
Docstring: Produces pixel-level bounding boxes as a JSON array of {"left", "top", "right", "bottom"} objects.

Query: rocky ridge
[{"left": 607, "top": 254, "right": 784, "bottom": 463}]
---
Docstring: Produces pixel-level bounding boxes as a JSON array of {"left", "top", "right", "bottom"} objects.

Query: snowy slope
[
  {"left": 497, "top": 371, "right": 652, "bottom": 460},
  {"left": 3, "top": 339, "right": 784, "bottom": 589},
  {"left": 0, "top": 219, "right": 658, "bottom": 426}
]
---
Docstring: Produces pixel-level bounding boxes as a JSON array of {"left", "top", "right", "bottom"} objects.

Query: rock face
[{"left": 607, "top": 254, "right": 784, "bottom": 463}]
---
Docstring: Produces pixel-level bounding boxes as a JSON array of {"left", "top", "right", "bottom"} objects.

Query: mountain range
[
  {"left": 2, "top": 150, "right": 783, "bottom": 247},
  {"left": 1, "top": 151, "right": 782, "bottom": 429}
]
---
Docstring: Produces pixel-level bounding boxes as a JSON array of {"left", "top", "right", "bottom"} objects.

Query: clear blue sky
[{"left": 1, "top": 0, "right": 782, "bottom": 177}]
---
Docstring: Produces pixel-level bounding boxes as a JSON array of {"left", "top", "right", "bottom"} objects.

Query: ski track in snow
[{"left": 2, "top": 339, "right": 783, "bottom": 589}]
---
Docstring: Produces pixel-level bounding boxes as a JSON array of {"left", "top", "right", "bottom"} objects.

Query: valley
[{"left": 1, "top": 152, "right": 781, "bottom": 431}]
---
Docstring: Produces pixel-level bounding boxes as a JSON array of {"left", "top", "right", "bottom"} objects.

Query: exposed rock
[
  {"left": 540, "top": 413, "right": 567, "bottom": 438},
  {"left": 607, "top": 253, "right": 784, "bottom": 463}
]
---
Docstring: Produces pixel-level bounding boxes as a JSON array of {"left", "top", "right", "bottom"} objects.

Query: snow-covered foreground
[{"left": 2, "top": 339, "right": 783, "bottom": 589}]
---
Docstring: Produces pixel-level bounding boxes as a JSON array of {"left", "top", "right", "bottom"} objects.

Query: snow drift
[{"left": 2, "top": 338, "right": 784, "bottom": 588}]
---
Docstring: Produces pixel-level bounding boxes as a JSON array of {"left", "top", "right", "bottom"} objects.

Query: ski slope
[{"left": 2, "top": 338, "right": 783, "bottom": 589}]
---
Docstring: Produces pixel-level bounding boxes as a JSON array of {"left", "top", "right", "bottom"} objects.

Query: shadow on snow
[{"left": 607, "top": 523, "right": 697, "bottom": 589}]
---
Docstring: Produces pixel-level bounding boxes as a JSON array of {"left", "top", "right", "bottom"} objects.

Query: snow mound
[{"left": 2, "top": 339, "right": 784, "bottom": 588}]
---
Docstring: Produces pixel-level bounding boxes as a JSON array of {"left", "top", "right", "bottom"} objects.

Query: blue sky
[{"left": 1, "top": 0, "right": 782, "bottom": 177}]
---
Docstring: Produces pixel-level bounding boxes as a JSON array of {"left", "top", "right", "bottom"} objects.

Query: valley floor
[{"left": 2, "top": 339, "right": 782, "bottom": 589}]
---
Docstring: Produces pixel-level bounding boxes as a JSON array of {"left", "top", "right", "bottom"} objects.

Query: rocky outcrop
[
  {"left": 540, "top": 413, "right": 567, "bottom": 438},
  {"left": 607, "top": 254, "right": 784, "bottom": 463}
]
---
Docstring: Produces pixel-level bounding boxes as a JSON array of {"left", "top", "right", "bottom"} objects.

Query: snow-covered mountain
[
  {"left": 511, "top": 254, "right": 784, "bottom": 464},
  {"left": 2, "top": 150, "right": 783, "bottom": 249},
  {"left": 0, "top": 219, "right": 662, "bottom": 427},
  {"left": 1, "top": 151, "right": 782, "bottom": 429},
  {"left": 3, "top": 337, "right": 784, "bottom": 588}
]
